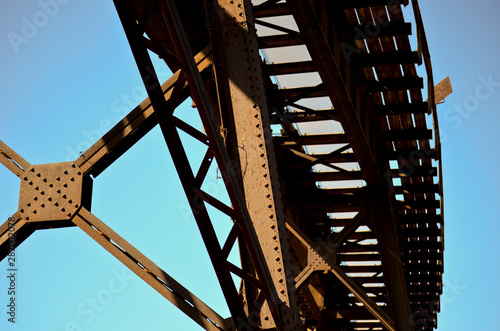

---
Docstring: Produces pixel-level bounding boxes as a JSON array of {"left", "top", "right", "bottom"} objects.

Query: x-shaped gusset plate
[
  {"left": 1, "top": 2, "right": 283, "bottom": 326},
  {"left": 0, "top": 140, "right": 232, "bottom": 331},
  {"left": 0, "top": 45, "right": 240, "bottom": 330}
]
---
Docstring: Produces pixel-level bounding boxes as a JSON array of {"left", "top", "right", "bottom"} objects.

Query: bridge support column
[{"left": 204, "top": 0, "right": 302, "bottom": 329}]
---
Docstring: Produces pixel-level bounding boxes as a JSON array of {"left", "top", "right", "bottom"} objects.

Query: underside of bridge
[{"left": 1, "top": 1, "right": 444, "bottom": 330}]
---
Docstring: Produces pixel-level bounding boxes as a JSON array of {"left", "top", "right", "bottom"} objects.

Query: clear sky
[{"left": 0, "top": 1, "right": 499, "bottom": 330}]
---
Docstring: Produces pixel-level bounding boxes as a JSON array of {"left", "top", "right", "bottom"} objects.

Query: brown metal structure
[{"left": 1, "top": 0, "right": 443, "bottom": 330}]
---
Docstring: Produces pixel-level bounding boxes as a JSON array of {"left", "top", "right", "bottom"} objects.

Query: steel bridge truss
[{"left": 1, "top": 1, "right": 444, "bottom": 330}]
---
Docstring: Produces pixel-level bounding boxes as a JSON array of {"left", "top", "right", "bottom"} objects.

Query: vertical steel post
[{"left": 204, "top": 1, "right": 302, "bottom": 329}]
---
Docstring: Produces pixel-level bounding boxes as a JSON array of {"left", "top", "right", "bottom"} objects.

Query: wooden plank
[
  {"left": 366, "top": 77, "right": 424, "bottom": 92},
  {"left": 253, "top": 2, "right": 291, "bottom": 18},
  {"left": 263, "top": 61, "right": 316, "bottom": 76},
  {"left": 273, "top": 85, "right": 328, "bottom": 102},
  {"left": 375, "top": 101, "right": 429, "bottom": 115},
  {"left": 385, "top": 128, "right": 433, "bottom": 141},
  {"left": 387, "top": 148, "right": 437, "bottom": 160},
  {"left": 309, "top": 170, "right": 364, "bottom": 181},
  {"left": 394, "top": 183, "right": 440, "bottom": 194},
  {"left": 276, "top": 134, "right": 348, "bottom": 146},
  {"left": 353, "top": 22, "right": 412, "bottom": 39},
  {"left": 338, "top": 0, "right": 409, "bottom": 9},
  {"left": 399, "top": 214, "right": 442, "bottom": 224},
  {"left": 258, "top": 34, "right": 303, "bottom": 48},
  {"left": 353, "top": 51, "right": 419, "bottom": 67}
]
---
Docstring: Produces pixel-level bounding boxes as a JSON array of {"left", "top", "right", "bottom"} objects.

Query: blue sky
[{"left": 1, "top": 1, "right": 499, "bottom": 330}]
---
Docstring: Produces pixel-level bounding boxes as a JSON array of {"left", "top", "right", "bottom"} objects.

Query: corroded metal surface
[{"left": 0, "top": 1, "right": 443, "bottom": 330}]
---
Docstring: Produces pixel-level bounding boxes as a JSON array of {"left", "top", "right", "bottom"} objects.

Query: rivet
[
  {"left": 56, "top": 177, "right": 60, "bottom": 181},
  {"left": 40, "top": 191, "right": 45, "bottom": 195},
  {"left": 74, "top": 204, "right": 79, "bottom": 208},
  {"left": 20, "top": 209, "right": 24, "bottom": 213},
  {"left": 34, "top": 197, "right": 38, "bottom": 201},
  {"left": 63, "top": 184, "right": 68, "bottom": 188},
  {"left": 57, "top": 190, "right": 61, "bottom": 194},
  {"left": 35, "top": 186, "right": 39, "bottom": 190},
  {"left": 30, "top": 168, "right": 34, "bottom": 172},
  {"left": 67, "top": 213, "right": 72, "bottom": 217},
  {"left": 23, "top": 177, "right": 28, "bottom": 181},
  {"left": 29, "top": 181, "right": 33, "bottom": 185},
  {"left": 71, "top": 164, "right": 76, "bottom": 168},
  {"left": 70, "top": 177, "right": 74, "bottom": 182},
  {"left": 77, "top": 171, "right": 81, "bottom": 176},
  {"left": 25, "top": 217, "right": 29, "bottom": 220},
  {"left": 276, "top": 257, "right": 280, "bottom": 262},
  {"left": 49, "top": 183, "right": 53, "bottom": 188},
  {"left": 68, "top": 199, "right": 72, "bottom": 204},
  {"left": 43, "top": 178, "right": 47, "bottom": 182},
  {"left": 55, "top": 202, "right": 59, "bottom": 207},
  {"left": 41, "top": 204, "right": 45, "bottom": 208},
  {"left": 62, "top": 195, "right": 67, "bottom": 199},
  {"left": 33, "top": 210, "right": 37, "bottom": 214},
  {"left": 64, "top": 170, "right": 68, "bottom": 175},
  {"left": 48, "top": 197, "right": 52, "bottom": 201},
  {"left": 36, "top": 173, "right": 41, "bottom": 177},
  {"left": 27, "top": 203, "right": 31, "bottom": 207},
  {"left": 61, "top": 208, "right": 65, "bottom": 212}
]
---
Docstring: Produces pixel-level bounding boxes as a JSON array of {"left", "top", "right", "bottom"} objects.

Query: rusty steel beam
[
  {"left": 285, "top": 1, "right": 414, "bottom": 330},
  {"left": 76, "top": 47, "right": 213, "bottom": 178},
  {"left": 113, "top": 0, "right": 253, "bottom": 328},
  {"left": 0, "top": 140, "right": 31, "bottom": 178},
  {"left": 72, "top": 207, "right": 230, "bottom": 331},
  {"left": 203, "top": 0, "right": 302, "bottom": 329},
  {"left": 0, "top": 214, "right": 34, "bottom": 261},
  {"left": 0, "top": 139, "right": 230, "bottom": 330},
  {"left": 284, "top": 220, "right": 395, "bottom": 331}
]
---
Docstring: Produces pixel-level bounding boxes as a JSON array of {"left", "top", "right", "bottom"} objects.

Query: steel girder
[
  {"left": 113, "top": 0, "right": 297, "bottom": 329},
  {"left": 283, "top": 1, "right": 414, "bottom": 330},
  {"left": 0, "top": 0, "right": 443, "bottom": 330},
  {"left": 203, "top": 0, "right": 302, "bottom": 329}
]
